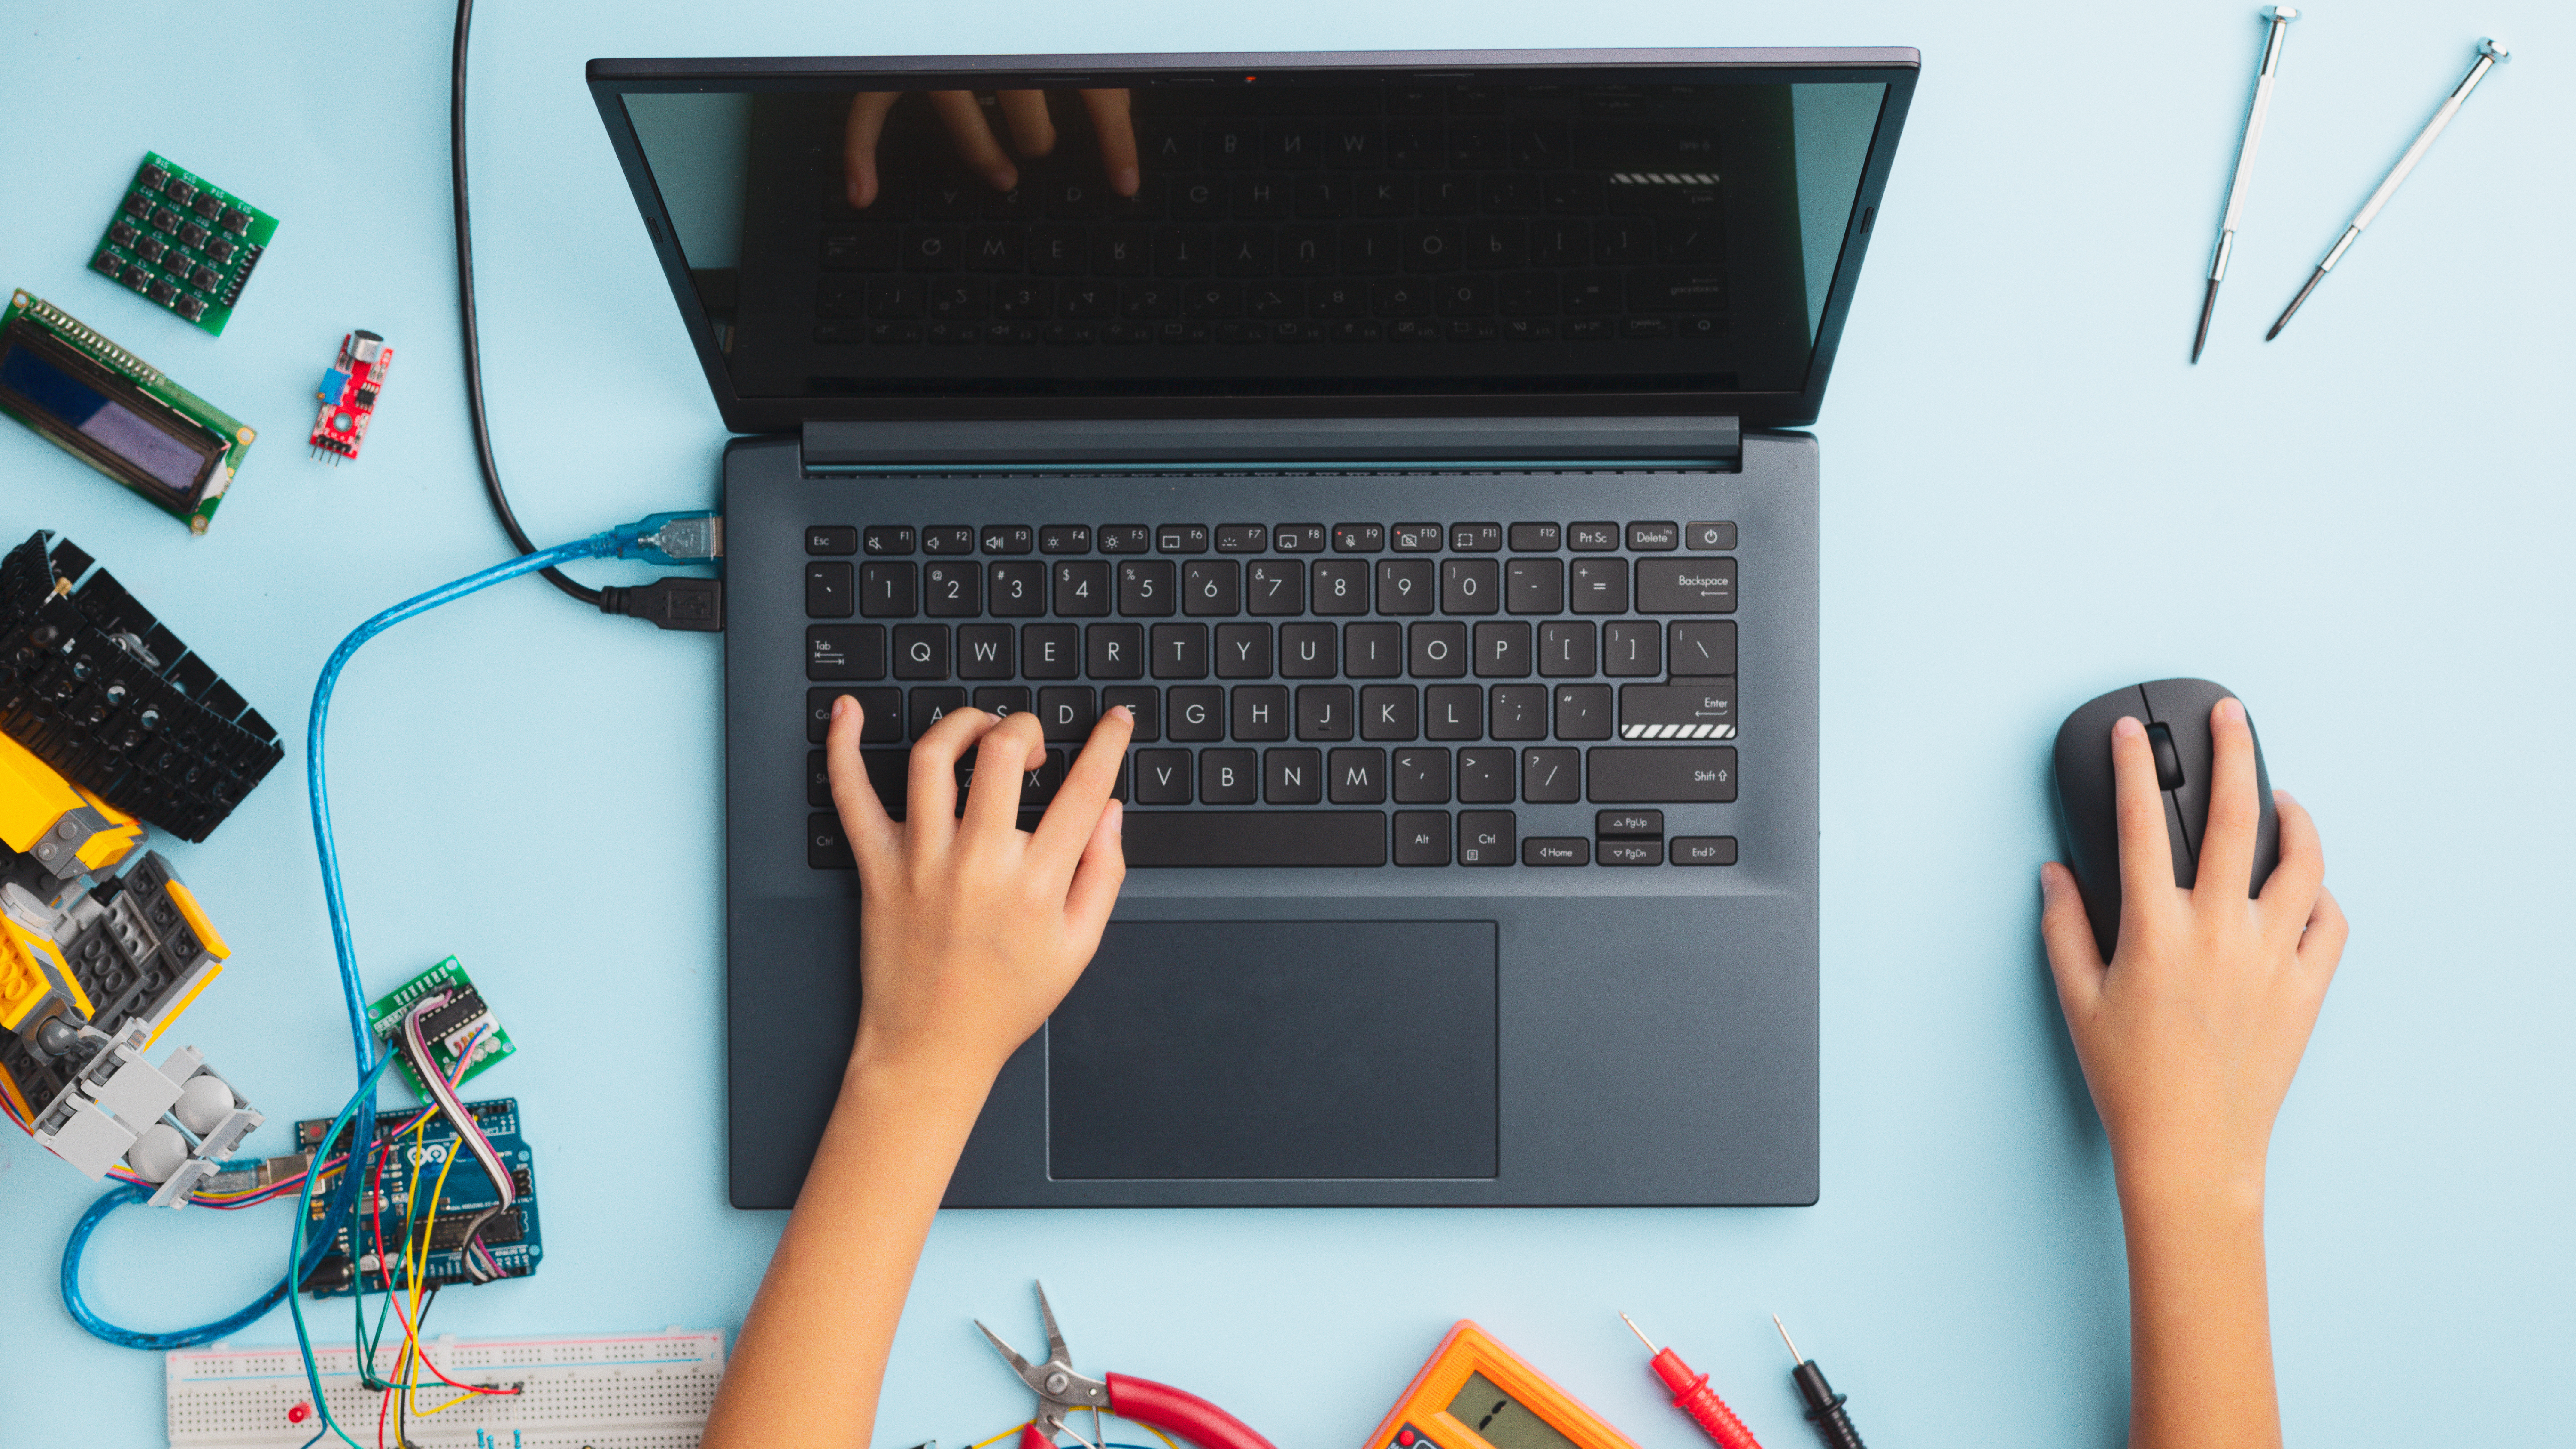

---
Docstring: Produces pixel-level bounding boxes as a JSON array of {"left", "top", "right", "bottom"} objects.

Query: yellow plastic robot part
[
  {"left": 0, "top": 731, "right": 140, "bottom": 873},
  {"left": 0, "top": 913, "right": 90, "bottom": 1031},
  {"left": 162, "top": 879, "right": 232, "bottom": 961}
]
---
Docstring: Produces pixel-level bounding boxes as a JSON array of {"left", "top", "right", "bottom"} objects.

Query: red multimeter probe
[{"left": 1619, "top": 1314, "right": 1765, "bottom": 1449}]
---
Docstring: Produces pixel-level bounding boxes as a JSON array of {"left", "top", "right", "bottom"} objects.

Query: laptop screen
[{"left": 590, "top": 52, "right": 1914, "bottom": 429}]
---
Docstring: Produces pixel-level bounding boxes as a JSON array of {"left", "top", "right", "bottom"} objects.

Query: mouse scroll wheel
[{"left": 2144, "top": 723, "right": 2186, "bottom": 791}]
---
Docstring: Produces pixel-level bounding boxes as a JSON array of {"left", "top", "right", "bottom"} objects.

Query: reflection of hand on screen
[{"left": 843, "top": 90, "right": 1137, "bottom": 208}]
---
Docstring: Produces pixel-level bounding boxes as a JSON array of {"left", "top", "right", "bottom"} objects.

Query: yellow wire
[
  {"left": 972, "top": 1424, "right": 1033, "bottom": 1449},
  {"left": 419, "top": 1389, "right": 482, "bottom": 1417},
  {"left": 391, "top": 1106, "right": 464, "bottom": 1409}
]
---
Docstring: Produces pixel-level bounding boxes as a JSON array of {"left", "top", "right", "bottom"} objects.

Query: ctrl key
[
  {"left": 808, "top": 812, "right": 854, "bottom": 870},
  {"left": 1458, "top": 811, "right": 1515, "bottom": 866},
  {"left": 1671, "top": 835, "right": 1738, "bottom": 866}
]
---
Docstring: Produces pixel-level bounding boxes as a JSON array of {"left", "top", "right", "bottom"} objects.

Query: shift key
[
  {"left": 1634, "top": 558, "right": 1736, "bottom": 614},
  {"left": 1586, "top": 746, "right": 1736, "bottom": 802}
]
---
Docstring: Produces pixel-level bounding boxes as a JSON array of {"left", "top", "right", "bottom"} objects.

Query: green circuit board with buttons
[{"left": 87, "top": 153, "right": 278, "bottom": 336}]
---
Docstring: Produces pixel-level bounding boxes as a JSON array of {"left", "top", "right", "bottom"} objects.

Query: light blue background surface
[{"left": 3, "top": 1, "right": 2570, "bottom": 1444}]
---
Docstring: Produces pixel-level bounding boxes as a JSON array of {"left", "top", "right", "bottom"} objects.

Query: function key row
[{"left": 806, "top": 519, "right": 1736, "bottom": 557}]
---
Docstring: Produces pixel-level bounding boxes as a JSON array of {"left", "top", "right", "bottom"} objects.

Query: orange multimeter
[{"left": 1363, "top": 1323, "right": 1646, "bottom": 1449}]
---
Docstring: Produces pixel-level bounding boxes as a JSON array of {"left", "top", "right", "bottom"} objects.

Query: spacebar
[{"left": 1121, "top": 811, "right": 1388, "bottom": 867}]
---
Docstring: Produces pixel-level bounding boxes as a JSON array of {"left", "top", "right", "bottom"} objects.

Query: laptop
[{"left": 585, "top": 48, "right": 1915, "bottom": 1207}]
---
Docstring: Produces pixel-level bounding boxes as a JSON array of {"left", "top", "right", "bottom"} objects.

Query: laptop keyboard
[
  {"left": 813, "top": 92, "right": 1727, "bottom": 351},
  {"left": 802, "top": 515, "right": 1740, "bottom": 870}
]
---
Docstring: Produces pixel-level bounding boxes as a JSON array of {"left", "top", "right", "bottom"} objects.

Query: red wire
[{"left": 364, "top": 1107, "right": 517, "bottom": 1400}]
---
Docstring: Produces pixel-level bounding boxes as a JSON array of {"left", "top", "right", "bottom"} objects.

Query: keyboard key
[
  {"left": 1635, "top": 558, "right": 1736, "bottom": 614},
  {"left": 1273, "top": 523, "right": 1329, "bottom": 553},
  {"left": 1101, "top": 686, "right": 1159, "bottom": 741},
  {"left": 1489, "top": 685, "right": 1548, "bottom": 741},
  {"left": 981, "top": 525, "right": 1035, "bottom": 554},
  {"left": 1328, "top": 747, "right": 1387, "bottom": 803},
  {"left": 1686, "top": 522, "right": 1737, "bottom": 552},
  {"left": 1312, "top": 559, "right": 1370, "bottom": 614},
  {"left": 1124, "top": 811, "right": 1388, "bottom": 868},
  {"left": 1457, "top": 811, "right": 1514, "bottom": 865},
  {"left": 1554, "top": 684, "right": 1613, "bottom": 739},
  {"left": 1410, "top": 621, "right": 1467, "bottom": 678},
  {"left": 807, "top": 524, "right": 859, "bottom": 555},
  {"left": 808, "top": 624, "right": 885, "bottom": 680},
  {"left": 1099, "top": 524, "right": 1152, "bottom": 554},
  {"left": 1601, "top": 620, "right": 1660, "bottom": 677},
  {"left": 1298, "top": 685, "right": 1355, "bottom": 741},
  {"left": 1524, "top": 837, "right": 1588, "bottom": 866},
  {"left": 1538, "top": 620, "right": 1597, "bottom": 677},
  {"left": 805, "top": 562, "right": 854, "bottom": 618},
  {"left": 1087, "top": 623, "right": 1145, "bottom": 679},
  {"left": 1216, "top": 623, "right": 1273, "bottom": 678},
  {"left": 1133, "top": 749, "right": 1192, "bottom": 803},
  {"left": 1332, "top": 523, "right": 1385, "bottom": 553},
  {"left": 923, "top": 561, "right": 981, "bottom": 617},
  {"left": 1568, "top": 558, "right": 1629, "bottom": 614},
  {"left": 1022, "top": 623, "right": 1080, "bottom": 678},
  {"left": 1231, "top": 685, "right": 1289, "bottom": 740},
  {"left": 1458, "top": 747, "right": 1516, "bottom": 802},
  {"left": 892, "top": 624, "right": 949, "bottom": 679},
  {"left": 1452, "top": 522, "right": 1504, "bottom": 552},
  {"left": 1168, "top": 685, "right": 1224, "bottom": 740},
  {"left": 922, "top": 525, "right": 975, "bottom": 554},
  {"left": 1053, "top": 560, "right": 1111, "bottom": 616},
  {"left": 1200, "top": 748, "right": 1259, "bottom": 803},
  {"left": 808, "top": 812, "right": 854, "bottom": 870},
  {"left": 1040, "top": 524, "right": 1093, "bottom": 554},
  {"left": 1468, "top": 621, "right": 1530, "bottom": 680},
  {"left": 1376, "top": 559, "right": 1434, "bottom": 615},
  {"left": 1183, "top": 559, "right": 1242, "bottom": 616},
  {"left": 1265, "top": 748, "right": 1323, "bottom": 804},
  {"left": 1393, "top": 811, "right": 1450, "bottom": 866},
  {"left": 1151, "top": 623, "right": 1207, "bottom": 678},
  {"left": 1598, "top": 809, "right": 1664, "bottom": 838},
  {"left": 1522, "top": 747, "right": 1581, "bottom": 802},
  {"left": 1671, "top": 836, "right": 1738, "bottom": 866},
  {"left": 1392, "top": 523, "right": 1443, "bottom": 552},
  {"left": 811, "top": 686, "right": 882, "bottom": 743},
  {"left": 1118, "top": 559, "right": 1176, "bottom": 616},
  {"left": 988, "top": 562, "right": 1046, "bottom": 615},
  {"left": 1280, "top": 622, "right": 1337, "bottom": 676},
  {"left": 860, "top": 562, "right": 917, "bottom": 617},
  {"left": 1360, "top": 684, "right": 1418, "bottom": 740},
  {"left": 864, "top": 525, "right": 918, "bottom": 555},
  {"left": 1157, "top": 523, "right": 1210, "bottom": 553},
  {"left": 909, "top": 687, "right": 967, "bottom": 738},
  {"left": 1245, "top": 559, "right": 1305, "bottom": 615},
  {"left": 1038, "top": 686, "right": 1096, "bottom": 741},
  {"left": 1393, "top": 747, "right": 1450, "bottom": 804},
  {"left": 1619, "top": 681, "right": 1734, "bottom": 739},
  {"left": 1216, "top": 523, "right": 1269, "bottom": 553},
  {"left": 808, "top": 750, "right": 833, "bottom": 807},
  {"left": 1425, "top": 684, "right": 1482, "bottom": 739},
  {"left": 1597, "top": 838, "right": 1663, "bottom": 866},
  {"left": 973, "top": 685, "right": 1033, "bottom": 719},
  {"left": 957, "top": 623, "right": 1012, "bottom": 677},
  {"left": 1567, "top": 522, "right": 1620, "bottom": 550},
  {"left": 1628, "top": 521, "right": 1680, "bottom": 551},
  {"left": 1441, "top": 558, "right": 1501, "bottom": 614},
  {"left": 1588, "top": 746, "right": 1736, "bottom": 802},
  {"left": 1509, "top": 522, "right": 1562, "bottom": 551},
  {"left": 1506, "top": 558, "right": 1564, "bottom": 614},
  {"left": 1344, "top": 621, "right": 1403, "bottom": 677}
]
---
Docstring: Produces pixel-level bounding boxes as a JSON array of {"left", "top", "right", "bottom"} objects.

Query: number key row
[{"left": 806, "top": 555, "right": 1733, "bottom": 619}]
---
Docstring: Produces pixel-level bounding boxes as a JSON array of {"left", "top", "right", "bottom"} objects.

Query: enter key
[{"left": 1618, "top": 680, "right": 1735, "bottom": 739}]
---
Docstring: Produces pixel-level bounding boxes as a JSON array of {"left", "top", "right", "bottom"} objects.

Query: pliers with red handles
[{"left": 978, "top": 1281, "right": 1278, "bottom": 1449}]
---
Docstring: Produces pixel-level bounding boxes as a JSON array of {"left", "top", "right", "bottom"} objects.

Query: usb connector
[{"left": 611, "top": 510, "right": 724, "bottom": 566}]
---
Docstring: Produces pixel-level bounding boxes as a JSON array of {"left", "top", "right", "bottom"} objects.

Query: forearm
[
  {"left": 701, "top": 1054, "right": 994, "bottom": 1449},
  {"left": 2118, "top": 1172, "right": 2278, "bottom": 1449}
]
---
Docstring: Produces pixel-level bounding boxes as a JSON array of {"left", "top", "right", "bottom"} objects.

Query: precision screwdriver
[
  {"left": 1772, "top": 1317, "right": 1865, "bottom": 1449},
  {"left": 1619, "top": 1313, "right": 1765, "bottom": 1449}
]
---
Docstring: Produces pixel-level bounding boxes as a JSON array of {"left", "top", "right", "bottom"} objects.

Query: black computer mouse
[{"left": 2051, "top": 678, "right": 2281, "bottom": 961}]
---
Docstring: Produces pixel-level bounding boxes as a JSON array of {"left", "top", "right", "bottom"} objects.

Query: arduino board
[
  {"left": 0, "top": 292, "right": 255, "bottom": 533},
  {"left": 310, "top": 331, "right": 389, "bottom": 463},
  {"left": 366, "top": 957, "right": 515, "bottom": 1098},
  {"left": 88, "top": 153, "right": 276, "bottom": 336},
  {"left": 295, "top": 1097, "right": 543, "bottom": 1296}
]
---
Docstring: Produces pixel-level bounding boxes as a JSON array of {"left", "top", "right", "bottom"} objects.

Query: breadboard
[{"left": 167, "top": 1329, "right": 723, "bottom": 1448}]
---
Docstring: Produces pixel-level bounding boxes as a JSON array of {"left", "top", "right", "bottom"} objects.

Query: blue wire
[{"left": 57, "top": 532, "right": 633, "bottom": 1351}]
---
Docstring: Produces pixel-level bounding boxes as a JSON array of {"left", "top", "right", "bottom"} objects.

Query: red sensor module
[{"left": 309, "top": 330, "right": 389, "bottom": 463}]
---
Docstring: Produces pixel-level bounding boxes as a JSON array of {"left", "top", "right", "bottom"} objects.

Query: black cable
[{"left": 451, "top": 0, "right": 598, "bottom": 607}]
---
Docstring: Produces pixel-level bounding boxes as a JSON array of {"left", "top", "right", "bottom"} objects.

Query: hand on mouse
[
  {"left": 2039, "top": 696, "right": 2346, "bottom": 1200},
  {"left": 826, "top": 696, "right": 1132, "bottom": 1088},
  {"left": 704, "top": 699, "right": 1131, "bottom": 1449},
  {"left": 2038, "top": 696, "right": 2348, "bottom": 1449}
]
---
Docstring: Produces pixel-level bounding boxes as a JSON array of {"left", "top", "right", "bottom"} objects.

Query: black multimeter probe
[{"left": 1772, "top": 1317, "right": 1866, "bottom": 1449}]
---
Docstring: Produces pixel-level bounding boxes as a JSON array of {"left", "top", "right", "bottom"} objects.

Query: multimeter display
[{"left": 1446, "top": 1373, "right": 1586, "bottom": 1449}]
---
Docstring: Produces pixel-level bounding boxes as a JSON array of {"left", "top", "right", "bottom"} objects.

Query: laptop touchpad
[{"left": 1048, "top": 920, "right": 1498, "bottom": 1180}]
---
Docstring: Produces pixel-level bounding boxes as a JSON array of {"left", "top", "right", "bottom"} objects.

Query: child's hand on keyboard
[{"left": 825, "top": 697, "right": 1133, "bottom": 1086}]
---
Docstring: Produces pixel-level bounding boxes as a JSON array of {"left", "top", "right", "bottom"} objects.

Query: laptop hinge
[{"left": 798, "top": 416, "right": 1740, "bottom": 472}]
